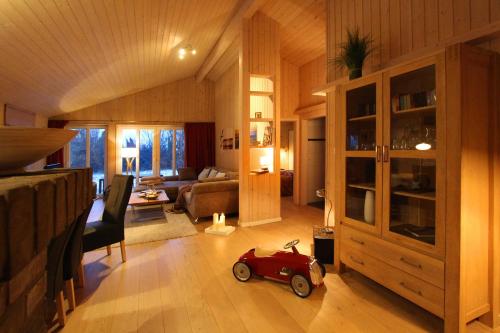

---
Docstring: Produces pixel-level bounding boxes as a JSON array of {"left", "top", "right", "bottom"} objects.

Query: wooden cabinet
[{"left": 334, "top": 44, "right": 500, "bottom": 331}]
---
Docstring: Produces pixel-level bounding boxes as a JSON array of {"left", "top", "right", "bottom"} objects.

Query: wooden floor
[{"left": 59, "top": 198, "right": 490, "bottom": 333}]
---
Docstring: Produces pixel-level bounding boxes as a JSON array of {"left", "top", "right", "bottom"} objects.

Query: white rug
[{"left": 123, "top": 205, "right": 198, "bottom": 245}]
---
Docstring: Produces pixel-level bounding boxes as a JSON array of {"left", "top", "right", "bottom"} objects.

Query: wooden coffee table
[{"left": 128, "top": 190, "right": 170, "bottom": 222}]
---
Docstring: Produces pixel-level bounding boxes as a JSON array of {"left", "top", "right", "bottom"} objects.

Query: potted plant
[{"left": 332, "top": 27, "right": 373, "bottom": 80}]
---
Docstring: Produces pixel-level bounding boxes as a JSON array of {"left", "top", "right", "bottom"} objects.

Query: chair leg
[
  {"left": 77, "top": 261, "right": 85, "bottom": 288},
  {"left": 106, "top": 245, "right": 112, "bottom": 255},
  {"left": 56, "top": 291, "right": 67, "bottom": 327},
  {"left": 65, "top": 279, "right": 76, "bottom": 311},
  {"left": 120, "top": 241, "right": 127, "bottom": 262}
]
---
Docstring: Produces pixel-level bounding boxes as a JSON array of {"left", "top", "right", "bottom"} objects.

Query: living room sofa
[{"left": 136, "top": 167, "right": 239, "bottom": 220}]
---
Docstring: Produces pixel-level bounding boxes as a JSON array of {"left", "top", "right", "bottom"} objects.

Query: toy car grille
[{"left": 309, "top": 260, "right": 323, "bottom": 286}]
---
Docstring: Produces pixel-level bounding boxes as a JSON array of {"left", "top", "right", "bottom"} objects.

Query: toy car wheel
[
  {"left": 233, "top": 262, "right": 252, "bottom": 282},
  {"left": 290, "top": 274, "right": 312, "bottom": 298}
]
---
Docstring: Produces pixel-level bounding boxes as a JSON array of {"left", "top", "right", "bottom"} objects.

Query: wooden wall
[
  {"left": 0, "top": 103, "right": 4, "bottom": 125},
  {"left": 326, "top": 0, "right": 500, "bottom": 82},
  {"left": 51, "top": 77, "right": 215, "bottom": 122},
  {"left": 299, "top": 54, "right": 326, "bottom": 108},
  {"left": 239, "top": 12, "right": 281, "bottom": 226},
  {"left": 215, "top": 62, "right": 240, "bottom": 171},
  {"left": 281, "top": 59, "right": 300, "bottom": 120}
]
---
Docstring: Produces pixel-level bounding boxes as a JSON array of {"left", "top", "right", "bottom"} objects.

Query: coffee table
[{"left": 128, "top": 190, "right": 170, "bottom": 222}]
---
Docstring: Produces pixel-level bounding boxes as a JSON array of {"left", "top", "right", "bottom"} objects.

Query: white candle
[
  {"left": 220, "top": 213, "right": 225, "bottom": 227},
  {"left": 213, "top": 213, "right": 219, "bottom": 227}
]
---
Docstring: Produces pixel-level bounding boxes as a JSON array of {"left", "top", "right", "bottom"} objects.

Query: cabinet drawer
[
  {"left": 341, "top": 226, "right": 444, "bottom": 289},
  {"left": 341, "top": 244, "right": 444, "bottom": 318}
]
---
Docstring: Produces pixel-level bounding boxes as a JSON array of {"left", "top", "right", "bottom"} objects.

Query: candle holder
[{"left": 205, "top": 212, "right": 235, "bottom": 236}]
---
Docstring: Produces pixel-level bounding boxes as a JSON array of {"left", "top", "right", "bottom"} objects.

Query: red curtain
[
  {"left": 46, "top": 120, "right": 68, "bottom": 166},
  {"left": 184, "top": 122, "right": 215, "bottom": 174}
]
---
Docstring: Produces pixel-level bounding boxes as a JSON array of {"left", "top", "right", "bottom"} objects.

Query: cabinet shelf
[
  {"left": 392, "top": 105, "right": 436, "bottom": 116},
  {"left": 392, "top": 190, "right": 436, "bottom": 201},
  {"left": 250, "top": 118, "right": 273, "bottom": 122},
  {"left": 347, "top": 183, "right": 376, "bottom": 191},
  {"left": 348, "top": 114, "right": 376, "bottom": 122},
  {"left": 250, "top": 91, "right": 273, "bottom": 96}
]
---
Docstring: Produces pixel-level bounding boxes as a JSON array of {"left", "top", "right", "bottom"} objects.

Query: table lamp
[{"left": 121, "top": 147, "right": 136, "bottom": 175}]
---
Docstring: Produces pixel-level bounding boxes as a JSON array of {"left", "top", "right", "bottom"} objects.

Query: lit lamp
[
  {"left": 260, "top": 155, "right": 270, "bottom": 170},
  {"left": 121, "top": 147, "right": 137, "bottom": 175}
]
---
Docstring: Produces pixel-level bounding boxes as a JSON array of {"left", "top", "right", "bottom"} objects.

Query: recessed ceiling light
[{"left": 178, "top": 45, "right": 196, "bottom": 60}]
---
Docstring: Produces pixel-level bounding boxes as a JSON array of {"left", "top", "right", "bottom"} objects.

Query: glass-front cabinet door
[
  {"left": 382, "top": 56, "right": 444, "bottom": 257},
  {"left": 341, "top": 75, "right": 383, "bottom": 234}
]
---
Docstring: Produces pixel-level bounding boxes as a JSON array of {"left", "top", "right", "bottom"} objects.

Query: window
[
  {"left": 117, "top": 125, "right": 185, "bottom": 179},
  {"left": 68, "top": 126, "right": 107, "bottom": 193}
]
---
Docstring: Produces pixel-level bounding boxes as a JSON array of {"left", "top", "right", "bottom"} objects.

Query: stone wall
[{"left": 0, "top": 168, "right": 93, "bottom": 333}]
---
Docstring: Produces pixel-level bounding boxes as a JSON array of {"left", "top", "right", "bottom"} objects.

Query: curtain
[
  {"left": 46, "top": 120, "right": 69, "bottom": 166},
  {"left": 184, "top": 122, "right": 215, "bottom": 174}
]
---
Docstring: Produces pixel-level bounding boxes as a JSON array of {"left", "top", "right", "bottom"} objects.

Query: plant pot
[{"left": 349, "top": 68, "right": 362, "bottom": 80}]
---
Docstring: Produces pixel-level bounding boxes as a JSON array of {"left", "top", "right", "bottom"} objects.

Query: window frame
[
  {"left": 115, "top": 124, "right": 185, "bottom": 180},
  {"left": 65, "top": 124, "right": 108, "bottom": 188}
]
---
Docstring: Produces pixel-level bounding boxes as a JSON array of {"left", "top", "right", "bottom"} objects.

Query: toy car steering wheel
[{"left": 284, "top": 239, "right": 300, "bottom": 249}]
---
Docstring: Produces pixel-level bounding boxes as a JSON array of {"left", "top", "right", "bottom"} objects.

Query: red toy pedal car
[{"left": 232, "top": 239, "right": 326, "bottom": 297}]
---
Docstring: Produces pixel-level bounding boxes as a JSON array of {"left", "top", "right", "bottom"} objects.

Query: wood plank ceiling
[
  {"left": 207, "top": 0, "right": 326, "bottom": 80},
  {"left": 261, "top": 0, "right": 325, "bottom": 66},
  {"left": 0, "top": 0, "right": 239, "bottom": 116}
]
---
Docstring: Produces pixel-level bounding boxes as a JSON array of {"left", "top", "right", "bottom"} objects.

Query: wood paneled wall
[
  {"left": 51, "top": 77, "right": 215, "bottom": 123},
  {"left": 281, "top": 59, "right": 300, "bottom": 120},
  {"left": 326, "top": 0, "right": 500, "bottom": 82},
  {"left": 299, "top": 54, "right": 326, "bottom": 108},
  {"left": 215, "top": 62, "right": 240, "bottom": 171},
  {"left": 240, "top": 12, "right": 281, "bottom": 226}
]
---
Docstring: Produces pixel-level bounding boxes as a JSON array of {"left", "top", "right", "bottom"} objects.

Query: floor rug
[
  {"left": 123, "top": 205, "right": 198, "bottom": 245},
  {"left": 89, "top": 202, "right": 198, "bottom": 246}
]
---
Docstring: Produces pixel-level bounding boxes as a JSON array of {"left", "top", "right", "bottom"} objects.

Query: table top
[{"left": 129, "top": 190, "right": 169, "bottom": 206}]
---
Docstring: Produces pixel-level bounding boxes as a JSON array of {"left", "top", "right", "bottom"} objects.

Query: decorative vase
[
  {"left": 349, "top": 68, "right": 362, "bottom": 80},
  {"left": 364, "top": 190, "right": 375, "bottom": 224}
]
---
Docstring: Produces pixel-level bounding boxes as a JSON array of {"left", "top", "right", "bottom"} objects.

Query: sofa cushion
[
  {"left": 178, "top": 167, "right": 197, "bottom": 181},
  {"left": 198, "top": 167, "right": 211, "bottom": 180},
  {"left": 215, "top": 172, "right": 226, "bottom": 178},
  {"left": 208, "top": 169, "right": 218, "bottom": 178}
]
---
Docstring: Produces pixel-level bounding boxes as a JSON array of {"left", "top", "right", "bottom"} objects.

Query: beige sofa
[
  {"left": 184, "top": 178, "right": 239, "bottom": 221},
  {"left": 137, "top": 167, "right": 239, "bottom": 220}
]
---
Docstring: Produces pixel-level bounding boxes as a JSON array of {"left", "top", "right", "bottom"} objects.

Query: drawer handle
[
  {"left": 400, "top": 256, "right": 423, "bottom": 269},
  {"left": 350, "top": 237, "right": 365, "bottom": 245},
  {"left": 350, "top": 255, "right": 364, "bottom": 265},
  {"left": 400, "top": 282, "right": 422, "bottom": 296}
]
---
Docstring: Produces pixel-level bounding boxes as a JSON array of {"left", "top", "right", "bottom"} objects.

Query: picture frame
[{"left": 254, "top": 112, "right": 262, "bottom": 119}]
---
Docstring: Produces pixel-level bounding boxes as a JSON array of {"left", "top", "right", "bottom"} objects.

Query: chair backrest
[
  {"left": 63, "top": 203, "right": 93, "bottom": 280},
  {"left": 102, "top": 175, "right": 133, "bottom": 225}
]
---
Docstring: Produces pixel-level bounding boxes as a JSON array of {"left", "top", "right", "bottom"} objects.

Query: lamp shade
[{"left": 121, "top": 147, "right": 137, "bottom": 158}]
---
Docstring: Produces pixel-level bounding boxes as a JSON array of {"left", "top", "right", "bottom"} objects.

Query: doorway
[
  {"left": 301, "top": 117, "right": 326, "bottom": 209},
  {"left": 280, "top": 121, "right": 297, "bottom": 202}
]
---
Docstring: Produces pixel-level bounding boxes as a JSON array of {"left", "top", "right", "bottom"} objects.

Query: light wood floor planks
[{"left": 59, "top": 198, "right": 487, "bottom": 332}]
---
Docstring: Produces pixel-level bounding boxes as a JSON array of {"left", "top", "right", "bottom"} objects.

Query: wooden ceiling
[
  {"left": 0, "top": 0, "right": 239, "bottom": 116},
  {"left": 261, "top": 0, "right": 326, "bottom": 66}
]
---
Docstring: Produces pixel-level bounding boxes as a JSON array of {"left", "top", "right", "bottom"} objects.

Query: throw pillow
[
  {"left": 215, "top": 172, "right": 226, "bottom": 178},
  {"left": 198, "top": 167, "right": 211, "bottom": 180},
  {"left": 208, "top": 169, "right": 218, "bottom": 178},
  {"left": 178, "top": 167, "right": 197, "bottom": 181}
]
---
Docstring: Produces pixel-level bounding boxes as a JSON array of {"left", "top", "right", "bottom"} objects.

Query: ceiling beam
[{"left": 195, "top": 0, "right": 267, "bottom": 82}]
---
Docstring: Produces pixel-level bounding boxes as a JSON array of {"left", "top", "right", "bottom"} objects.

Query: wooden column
[{"left": 239, "top": 12, "right": 281, "bottom": 226}]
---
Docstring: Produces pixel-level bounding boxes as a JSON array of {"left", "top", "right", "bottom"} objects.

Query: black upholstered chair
[
  {"left": 63, "top": 203, "right": 93, "bottom": 311},
  {"left": 82, "top": 175, "right": 133, "bottom": 262},
  {"left": 46, "top": 221, "right": 76, "bottom": 327}
]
